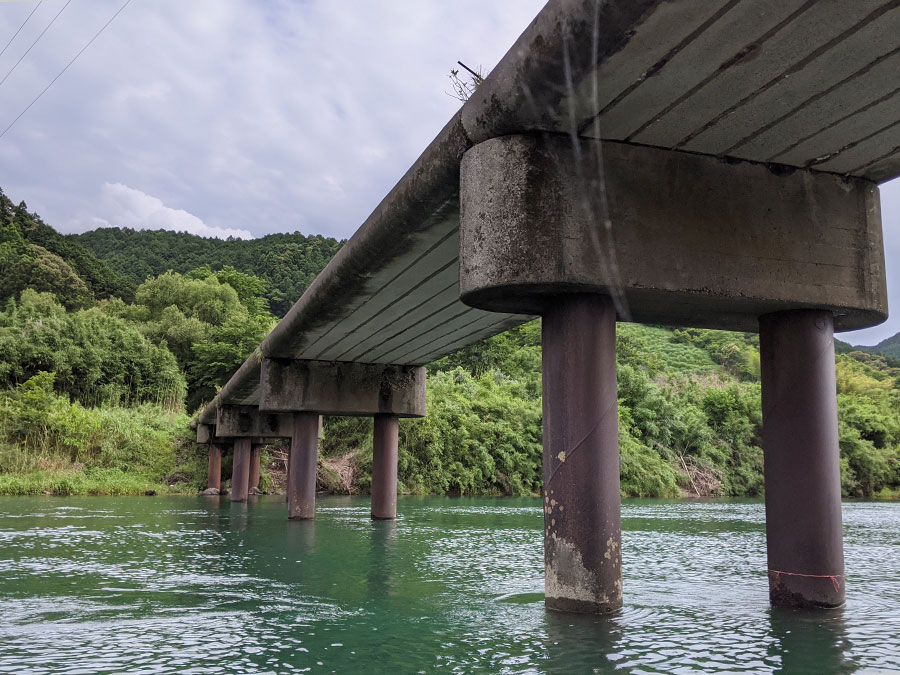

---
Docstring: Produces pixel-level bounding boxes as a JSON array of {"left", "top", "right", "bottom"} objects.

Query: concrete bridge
[{"left": 196, "top": 0, "right": 897, "bottom": 613}]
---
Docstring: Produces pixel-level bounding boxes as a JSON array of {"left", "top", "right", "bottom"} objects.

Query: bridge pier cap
[
  {"left": 215, "top": 405, "right": 293, "bottom": 438},
  {"left": 459, "top": 134, "right": 887, "bottom": 331},
  {"left": 258, "top": 358, "right": 426, "bottom": 418}
]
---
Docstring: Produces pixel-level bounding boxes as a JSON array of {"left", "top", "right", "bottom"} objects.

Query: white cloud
[
  {"left": 88, "top": 183, "right": 252, "bottom": 240},
  {"left": 0, "top": 0, "right": 546, "bottom": 239}
]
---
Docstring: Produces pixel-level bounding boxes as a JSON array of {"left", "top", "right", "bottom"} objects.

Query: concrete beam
[
  {"left": 459, "top": 135, "right": 887, "bottom": 333},
  {"left": 216, "top": 405, "right": 294, "bottom": 438},
  {"left": 258, "top": 358, "right": 426, "bottom": 417}
]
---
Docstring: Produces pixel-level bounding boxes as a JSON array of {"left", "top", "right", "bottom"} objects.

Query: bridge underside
[{"left": 199, "top": 0, "right": 898, "bottom": 614}]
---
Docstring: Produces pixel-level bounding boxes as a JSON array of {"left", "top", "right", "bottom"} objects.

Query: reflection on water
[
  {"left": 0, "top": 496, "right": 897, "bottom": 673},
  {"left": 768, "top": 607, "right": 857, "bottom": 675}
]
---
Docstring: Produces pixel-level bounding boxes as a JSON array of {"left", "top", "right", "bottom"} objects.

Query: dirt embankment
[{"left": 265, "top": 448, "right": 361, "bottom": 495}]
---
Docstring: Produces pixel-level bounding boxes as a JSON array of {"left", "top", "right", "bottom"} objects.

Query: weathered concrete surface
[
  {"left": 460, "top": 134, "right": 887, "bottom": 332},
  {"left": 463, "top": 0, "right": 900, "bottom": 182},
  {"left": 259, "top": 359, "right": 426, "bottom": 417},
  {"left": 542, "top": 294, "right": 622, "bottom": 614},
  {"left": 761, "top": 310, "right": 845, "bottom": 608},
  {"left": 288, "top": 412, "right": 319, "bottom": 520},
  {"left": 371, "top": 414, "right": 399, "bottom": 520},
  {"left": 231, "top": 438, "right": 252, "bottom": 503},
  {"left": 216, "top": 405, "right": 293, "bottom": 438}
]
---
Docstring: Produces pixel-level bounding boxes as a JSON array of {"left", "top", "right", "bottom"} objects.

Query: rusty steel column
[
  {"left": 760, "top": 309, "right": 845, "bottom": 608},
  {"left": 288, "top": 411, "right": 319, "bottom": 520},
  {"left": 249, "top": 444, "right": 262, "bottom": 491},
  {"left": 371, "top": 414, "right": 399, "bottom": 520},
  {"left": 207, "top": 444, "right": 222, "bottom": 491},
  {"left": 231, "top": 438, "right": 251, "bottom": 503},
  {"left": 541, "top": 294, "right": 621, "bottom": 614}
]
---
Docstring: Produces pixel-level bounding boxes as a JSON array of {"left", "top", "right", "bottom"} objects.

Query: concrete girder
[
  {"left": 258, "top": 358, "right": 426, "bottom": 417},
  {"left": 459, "top": 134, "right": 887, "bottom": 333}
]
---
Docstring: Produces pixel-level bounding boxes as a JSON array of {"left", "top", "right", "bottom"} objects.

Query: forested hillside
[
  {"left": 0, "top": 190, "right": 136, "bottom": 307},
  {"left": 72, "top": 228, "right": 343, "bottom": 316},
  {"left": 1, "top": 191, "right": 898, "bottom": 500},
  {"left": 0, "top": 196, "right": 285, "bottom": 495},
  {"left": 862, "top": 332, "right": 900, "bottom": 360}
]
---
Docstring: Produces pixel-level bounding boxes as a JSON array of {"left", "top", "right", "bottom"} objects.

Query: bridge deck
[{"left": 200, "top": 0, "right": 899, "bottom": 421}]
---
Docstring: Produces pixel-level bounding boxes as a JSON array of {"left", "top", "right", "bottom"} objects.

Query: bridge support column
[
  {"left": 288, "top": 412, "right": 319, "bottom": 520},
  {"left": 542, "top": 294, "right": 622, "bottom": 614},
  {"left": 760, "top": 310, "right": 845, "bottom": 608},
  {"left": 250, "top": 444, "right": 262, "bottom": 492},
  {"left": 231, "top": 438, "right": 251, "bottom": 502},
  {"left": 285, "top": 449, "right": 291, "bottom": 503},
  {"left": 371, "top": 414, "right": 399, "bottom": 520},
  {"left": 207, "top": 444, "right": 222, "bottom": 492}
]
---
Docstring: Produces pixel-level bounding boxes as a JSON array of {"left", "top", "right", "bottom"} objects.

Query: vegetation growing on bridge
[{"left": 0, "top": 189, "right": 898, "bottom": 499}]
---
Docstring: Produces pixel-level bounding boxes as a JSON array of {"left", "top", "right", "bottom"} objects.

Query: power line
[
  {"left": 0, "top": 0, "right": 72, "bottom": 89},
  {"left": 0, "top": 0, "right": 134, "bottom": 141},
  {"left": 0, "top": 0, "right": 43, "bottom": 61}
]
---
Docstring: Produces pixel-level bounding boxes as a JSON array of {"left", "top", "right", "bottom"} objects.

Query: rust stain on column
[
  {"left": 542, "top": 294, "right": 622, "bottom": 613},
  {"left": 371, "top": 414, "right": 399, "bottom": 520},
  {"left": 207, "top": 445, "right": 222, "bottom": 491},
  {"left": 760, "top": 309, "right": 845, "bottom": 608},
  {"left": 231, "top": 438, "right": 251, "bottom": 503},
  {"left": 289, "top": 411, "right": 319, "bottom": 519},
  {"left": 249, "top": 444, "right": 262, "bottom": 490}
]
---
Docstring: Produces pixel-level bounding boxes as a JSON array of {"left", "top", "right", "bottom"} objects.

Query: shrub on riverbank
[{"left": 0, "top": 372, "right": 205, "bottom": 495}]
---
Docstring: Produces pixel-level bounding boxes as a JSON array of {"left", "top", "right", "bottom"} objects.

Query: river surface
[{"left": 0, "top": 496, "right": 897, "bottom": 674}]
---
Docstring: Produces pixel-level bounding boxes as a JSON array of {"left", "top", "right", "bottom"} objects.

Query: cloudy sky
[{"left": 0, "top": 0, "right": 896, "bottom": 345}]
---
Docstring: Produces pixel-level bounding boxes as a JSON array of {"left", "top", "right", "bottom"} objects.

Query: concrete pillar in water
[
  {"left": 760, "top": 309, "right": 845, "bottom": 608},
  {"left": 285, "top": 448, "right": 291, "bottom": 503},
  {"left": 207, "top": 444, "right": 222, "bottom": 491},
  {"left": 542, "top": 294, "right": 621, "bottom": 613},
  {"left": 249, "top": 444, "right": 262, "bottom": 491},
  {"left": 288, "top": 411, "right": 319, "bottom": 519},
  {"left": 231, "top": 438, "right": 251, "bottom": 503},
  {"left": 371, "top": 414, "right": 399, "bottom": 520}
]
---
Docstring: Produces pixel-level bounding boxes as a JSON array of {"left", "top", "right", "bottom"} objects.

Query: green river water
[{"left": 0, "top": 496, "right": 897, "bottom": 674}]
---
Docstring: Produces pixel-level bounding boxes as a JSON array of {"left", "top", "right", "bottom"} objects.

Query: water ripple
[{"left": 0, "top": 495, "right": 897, "bottom": 673}]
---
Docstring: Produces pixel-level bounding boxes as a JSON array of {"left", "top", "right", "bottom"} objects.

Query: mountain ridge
[{"left": 70, "top": 226, "right": 343, "bottom": 316}]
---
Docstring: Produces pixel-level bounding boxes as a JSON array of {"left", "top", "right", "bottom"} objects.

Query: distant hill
[
  {"left": 0, "top": 189, "right": 136, "bottom": 307},
  {"left": 71, "top": 227, "right": 343, "bottom": 316},
  {"left": 861, "top": 332, "right": 900, "bottom": 360}
]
